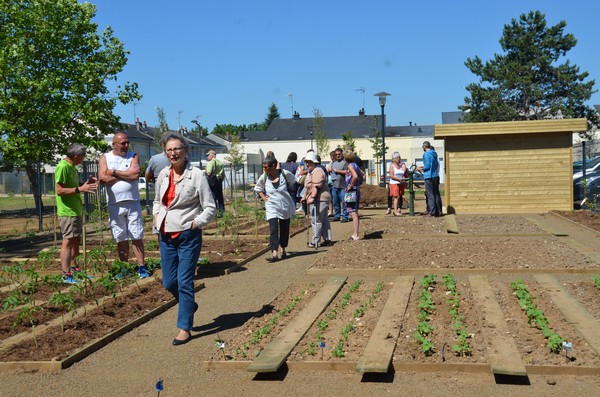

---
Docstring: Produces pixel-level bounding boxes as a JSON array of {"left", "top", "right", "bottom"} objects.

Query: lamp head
[{"left": 374, "top": 91, "right": 391, "bottom": 107}]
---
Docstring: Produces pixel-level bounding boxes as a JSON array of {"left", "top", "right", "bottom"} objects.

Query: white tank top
[
  {"left": 104, "top": 151, "right": 140, "bottom": 203},
  {"left": 389, "top": 163, "right": 406, "bottom": 185}
]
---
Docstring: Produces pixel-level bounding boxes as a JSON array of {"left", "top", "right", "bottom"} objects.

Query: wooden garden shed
[{"left": 434, "top": 118, "right": 587, "bottom": 213}]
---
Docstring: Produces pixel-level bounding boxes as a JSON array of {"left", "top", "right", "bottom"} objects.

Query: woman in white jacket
[
  {"left": 254, "top": 156, "right": 296, "bottom": 262},
  {"left": 153, "top": 133, "right": 216, "bottom": 346}
]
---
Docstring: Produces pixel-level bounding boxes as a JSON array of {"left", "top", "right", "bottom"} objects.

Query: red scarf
[{"left": 161, "top": 169, "right": 182, "bottom": 239}]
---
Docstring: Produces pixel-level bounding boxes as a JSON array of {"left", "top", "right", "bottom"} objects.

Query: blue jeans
[
  {"left": 159, "top": 228, "right": 202, "bottom": 330},
  {"left": 424, "top": 177, "right": 443, "bottom": 216},
  {"left": 332, "top": 187, "right": 348, "bottom": 220}
]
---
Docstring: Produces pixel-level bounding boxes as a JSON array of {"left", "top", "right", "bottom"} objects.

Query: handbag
[
  {"left": 344, "top": 190, "right": 357, "bottom": 203},
  {"left": 206, "top": 173, "right": 218, "bottom": 188}
]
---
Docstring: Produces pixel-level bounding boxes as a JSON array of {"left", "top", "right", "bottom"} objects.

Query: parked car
[
  {"left": 573, "top": 156, "right": 600, "bottom": 179},
  {"left": 138, "top": 177, "right": 146, "bottom": 192},
  {"left": 573, "top": 170, "right": 600, "bottom": 206}
]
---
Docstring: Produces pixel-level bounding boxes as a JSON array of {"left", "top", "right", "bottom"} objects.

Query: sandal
[
  {"left": 348, "top": 235, "right": 360, "bottom": 241},
  {"left": 385, "top": 209, "right": 391, "bottom": 215},
  {"left": 307, "top": 243, "right": 315, "bottom": 248}
]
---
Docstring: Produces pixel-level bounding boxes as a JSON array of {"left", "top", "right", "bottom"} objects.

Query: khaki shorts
[{"left": 59, "top": 216, "right": 83, "bottom": 239}]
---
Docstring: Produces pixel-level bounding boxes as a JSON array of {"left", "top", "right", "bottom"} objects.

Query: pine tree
[{"left": 463, "top": 10, "right": 598, "bottom": 135}]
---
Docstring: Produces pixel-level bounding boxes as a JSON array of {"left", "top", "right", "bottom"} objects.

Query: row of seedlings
[
  {"left": 510, "top": 278, "right": 567, "bottom": 354},
  {"left": 413, "top": 274, "right": 437, "bottom": 356},
  {"left": 441, "top": 274, "right": 472, "bottom": 356},
  {"left": 234, "top": 282, "right": 318, "bottom": 360}
]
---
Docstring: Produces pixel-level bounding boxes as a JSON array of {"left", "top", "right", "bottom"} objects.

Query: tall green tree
[
  {"left": 264, "top": 103, "right": 280, "bottom": 129},
  {"left": 463, "top": 10, "right": 598, "bottom": 135},
  {"left": 0, "top": 0, "right": 140, "bottom": 210},
  {"left": 312, "top": 107, "right": 329, "bottom": 158}
]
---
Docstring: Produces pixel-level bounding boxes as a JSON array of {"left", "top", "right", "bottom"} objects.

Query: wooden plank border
[
  {"left": 246, "top": 275, "right": 347, "bottom": 373},
  {"left": 356, "top": 276, "right": 414, "bottom": 373},
  {"left": 469, "top": 275, "right": 527, "bottom": 377},
  {"left": 534, "top": 274, "right": 600, "bottom": 356}
]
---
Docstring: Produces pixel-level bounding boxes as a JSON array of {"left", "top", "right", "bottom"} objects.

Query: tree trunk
[{"left": 25, "top": 162, "right": 44, "bottom": 215}]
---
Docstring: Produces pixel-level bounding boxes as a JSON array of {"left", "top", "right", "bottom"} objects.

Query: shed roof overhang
[{"left": 434, "top": 118, "right": 588, "bottom": 138}]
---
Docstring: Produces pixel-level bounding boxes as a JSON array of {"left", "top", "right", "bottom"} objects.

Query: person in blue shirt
[{"left": 417, "top": 141, "right": 443, "bottom": 217}]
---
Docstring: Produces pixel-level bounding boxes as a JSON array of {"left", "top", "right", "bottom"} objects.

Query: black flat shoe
[
  {"left": 266, "top": 256, "right": 279, "bottom": 263},
  {"left": 194, "top": 302, "right": 199, "bottom": 313},
  {"left": 281, "top": 252, "right": 288, "bottom": 259},
  {"left": 172, "top": 335, "right": 191, "bottom": 346}
]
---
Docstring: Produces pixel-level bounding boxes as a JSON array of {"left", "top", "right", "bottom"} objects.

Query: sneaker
[
  {"left": 71, "top": 266, "right": 81, "bottom": 273},
  {"left": 115, "top": 270, "right": 129, "bottom": 280},
  {"left": 138, "top": 265, "right": 151, "bottom": 279},
  {"left": 62, "top": 274, "right": 81, "bottom": 284}
]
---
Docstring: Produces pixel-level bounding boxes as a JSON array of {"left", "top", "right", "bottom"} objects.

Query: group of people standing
[
  {"left": 55, "top": 136, "right": 441, "bottom": 346},
  {"left": 56, "top": 132, "right": 216, "bottom": 346},
  {"left": 254, "top": 147, "right": 363, "bottom": 262}
]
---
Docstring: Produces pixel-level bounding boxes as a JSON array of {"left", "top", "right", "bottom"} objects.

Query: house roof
[
  {"left": 237, "top": 114, "right": 435, "bottom": 143},
  {"left": 113, "top": 122, "right": 224, "bottom": 149}
]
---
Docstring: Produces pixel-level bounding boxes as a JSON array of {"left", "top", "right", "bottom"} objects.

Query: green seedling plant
[
  {"left": 15, "top": 302, "right": 43, "bottom": 347},
  {"left": 86, "top": 247, "right": 109, "bottom": 273},
  {"left": 237, "top": 284, "right": 315, "bottom": 358},
  {"left": 442, "top": 274, "right": 472, "bottom": 356},
  {"left": 414, "top": 274, "right": 437, "bottom": 356},
  {"left": 47, "top": 290, "right": 78, "bottom": 332},
  {"left": 145, "top": 257, "right": 162, "bottom": 272},
  {"left": 592, "top": 275, "right": 600, "bottom": 290},
  {"left": 332, "top": 281, "right": 385, "bottom": 358},
  {"left": 511, "top": 278, "right": 566, "bottom": 354},
  {"left": 305, "top": 280, "right": 364, "bottom": 357}
]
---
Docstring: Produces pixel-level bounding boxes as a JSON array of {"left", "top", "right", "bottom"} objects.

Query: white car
[{"left": 138, "top": 177, "right": 147, "bottom": 191}]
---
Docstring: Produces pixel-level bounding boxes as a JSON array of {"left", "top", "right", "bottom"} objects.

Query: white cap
[{"left": 304, "top": 152, "right": 319, "bottom": 163}]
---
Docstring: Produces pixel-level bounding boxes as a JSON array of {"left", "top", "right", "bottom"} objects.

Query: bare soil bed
[
  {"left": 311, "top": 236, "right": 597, "bottom": 270},
  {"left": 552, "top": 210, "right": 600, "bottom": 232}
]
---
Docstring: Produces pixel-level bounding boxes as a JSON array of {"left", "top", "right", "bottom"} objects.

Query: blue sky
[{"left": 89, "top": 0, "right": 600, "bottom": 132}]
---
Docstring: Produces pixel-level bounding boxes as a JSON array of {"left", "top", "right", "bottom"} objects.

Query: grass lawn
[{"left": 0, "top": 195, "right": 56, "bottom": 211}]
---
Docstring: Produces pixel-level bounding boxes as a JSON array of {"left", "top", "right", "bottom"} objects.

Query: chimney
[
  {"left": 358, "top": 108, "right": 365, "bottom": 116},
  {"left": 143, "top": 121, "right": 147, "bottom": 129},
  {"left": 293, "top": 111, "right": 300, "bottom": 119},
  {"left": 136, "top": 117, "right": 141, "bottom": 131}
]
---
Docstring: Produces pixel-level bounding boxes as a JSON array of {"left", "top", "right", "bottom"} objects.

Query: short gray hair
[
  {"left": 163, "top": 133, "right": 188, "bottom": 152},
  {"left": 391, "top": 151, "right": 401, "bottom": 161},
  {"left": 66, "top": 143, "right": 86, "bottom": 159}
]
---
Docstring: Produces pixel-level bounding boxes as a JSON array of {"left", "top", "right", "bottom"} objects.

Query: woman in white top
[
  {"left": 254, "top": 156, "right": 296, "bottom": 262},
  {"left": 388, "top": 151, "right": 408, "bottom": 216}
]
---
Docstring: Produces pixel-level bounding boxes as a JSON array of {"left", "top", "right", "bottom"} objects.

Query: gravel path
[{"left": 2, "top": 205, "right": 600, "bottom": 396}]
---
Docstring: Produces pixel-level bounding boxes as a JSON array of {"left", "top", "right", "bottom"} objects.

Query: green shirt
[
  {"left": 55, "top": 159, "right": 82, "bottom": 216},
  {"left": 206, "top": 158, "right": 224, "bottom": 180}
]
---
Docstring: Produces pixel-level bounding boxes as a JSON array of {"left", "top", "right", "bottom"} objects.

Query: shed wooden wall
[{"left": 444, "top": 132, "right": 573, "bottom": 212}]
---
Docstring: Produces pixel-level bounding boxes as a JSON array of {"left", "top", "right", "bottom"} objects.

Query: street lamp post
[
  {"left": 374, "top": 92, "right": 391, "bottom": 187},
  {"left": 307, "top": 125, "right": 314, "bottom": 150}
]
